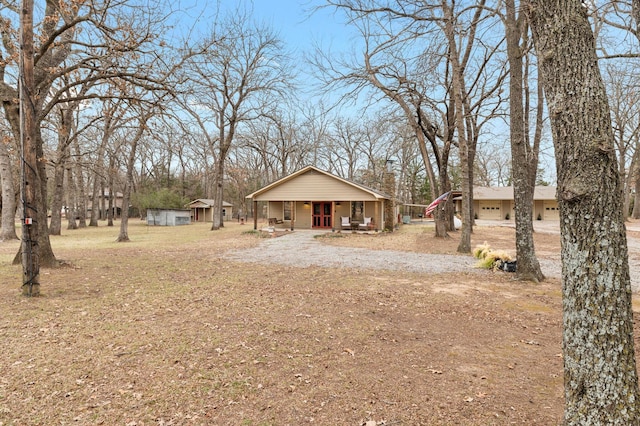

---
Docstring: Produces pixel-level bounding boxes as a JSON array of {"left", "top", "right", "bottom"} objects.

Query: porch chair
[
  {"left": 359, "top": 217, "right": 372, "bottom": 230},
  {"left": 341, "top": 216, "right": 351, "bottom": 230}
]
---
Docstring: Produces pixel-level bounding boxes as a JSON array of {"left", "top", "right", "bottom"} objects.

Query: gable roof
[
  {"left": 474, "top": 186, "right": 557, "bottom": 200},
  {"left": 187, "top": 199, "right": 233, "bottom": 208},
  {"left": 245, "top": 165, "right": 391, "bottom": 201}
]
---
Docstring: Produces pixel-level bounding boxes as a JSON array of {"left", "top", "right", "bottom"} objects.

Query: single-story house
[
  {"left": 245, "top": 165, "right": 397, "bottom": 231},
  {"left": 86, "top": 189, "right": 124, "bottom": 218},
  {"left": 187, "top": 199, "right": 234, "bottom": 222},
  {"left": 454, "top": 186, "right": 558, "bottom": 221},
  {"left": 146, "top": 209, "right": 191, "bottom": 226}
]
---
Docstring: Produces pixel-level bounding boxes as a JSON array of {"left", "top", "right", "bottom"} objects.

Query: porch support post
[
  {"left": 290, "top": 201, "right": 294, "bottom": 231},
  {"left": 331, "top": 201, "right": 336, "bottom": 231},
  {"left": 253, "top": 200, "right": 258, "bottom": 230}
]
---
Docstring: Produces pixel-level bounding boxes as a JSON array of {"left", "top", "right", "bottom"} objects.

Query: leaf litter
[{"left": 2, "top": 219, "right": 628, "bottom": 425}]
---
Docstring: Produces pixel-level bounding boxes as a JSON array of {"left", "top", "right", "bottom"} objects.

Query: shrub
[
  {"left": 473, "top": 241, "right": 491, "bottom": 259},
  {"left": 473, "top": 242, "right": 513, "bottom": 271}
]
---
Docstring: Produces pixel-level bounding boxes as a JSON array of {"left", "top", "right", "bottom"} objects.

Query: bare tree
[
  {"left": 1, "top": 0, "right": 174, "bottom": 275},
  {"left": 178, "top": 7, "right": 293, "bottom": 230},
  {"left": 116, "top": 102, "right": 155, "bottom": 242},
  {"left": 242, "top": 105, "right": 313, "bottom": 182},
  {"left": 601, "top": 64, "right": 640, "bottom": 217},
  {"left": 317, "top": 1, "right": 506, "bottom": 244},
  {"left": 48, "top": 105, "right": 73, "bottom": 236},
  {"left": 87, "top": 97, "right": 127, "bottom": 226},
  {"left": 438, "top": 0, "right": 507, "bottom": 253},
  {"left": 17, "top": 0, "right": 40, "bottom": 295},
  {"left": 503, "top": 0, "right": 544, "bottom": 281},
  {"left": 312, "top": 5, "right": 450, "bottom": 233},
  {"left": 527, "top": 0, "right": 640, "bottom": 422},
  {"left": 0, "top": 127, "right": 18, "bottom": 241},
  {"left": 474, "top": 139, "right": 512, "bottom": 187}
]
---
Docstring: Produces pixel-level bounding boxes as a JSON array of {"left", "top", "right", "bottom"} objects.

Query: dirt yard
[{"left": 0, "top": 219, "right": 637, "bottom": 425}]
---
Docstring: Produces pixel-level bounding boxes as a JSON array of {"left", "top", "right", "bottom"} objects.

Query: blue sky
[
  {"left": 250, "top": 1, "right": 353, "bottom": 53},
  {"left": 170, "top": 0, "right": 355, "bottom": 56}
]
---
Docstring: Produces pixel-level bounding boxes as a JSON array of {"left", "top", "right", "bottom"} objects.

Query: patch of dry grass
[{"left": 0, "top": 220, "right": 569, "bottom": 425}]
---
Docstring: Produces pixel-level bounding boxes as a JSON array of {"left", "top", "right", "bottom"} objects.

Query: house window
[
  {"left": 351, "top": 201, "right": 364, "bottom": 221},
  {"left": 284, "top": 203, "right": 291, "bottom": 220}
]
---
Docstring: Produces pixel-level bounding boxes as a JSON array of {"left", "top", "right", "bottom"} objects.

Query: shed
[
  {"left": 187, "top": 199, "right": 234, "bottom": 222},
  {"left": 146, "top": 209, "right": 191, "bottom": 226}
]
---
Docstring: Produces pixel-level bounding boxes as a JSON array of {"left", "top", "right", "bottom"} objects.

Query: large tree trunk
[
  {"left": 117, "top": 113, "right": 147, "bottom": 242},
  {"left": 528, "top": 0, "right": 640, "bottom": 422},
  {"left": 211, "top": 159, "right": 225, "bottom": 230},
  {"left": 455, "top": 98, "right": 473, "bottom": 253},
  {"left": 633, "top": 168, "right": 640, "bottom": 219},
  {"left": 505, "top": 0, "right": 544, "bottom": 282},
  {"left": 212, "top": 114, "right": 234, "bottom": 231},
  {"left": 66, "top": 159, "right": 78, "bottom": 230},
  {"left": 18, "top": 0, "right": 40, "bottom": 295},
  {"left": 49, "top": 157, "right": 65, "bottom": 235},
  {"left": 441, "top": 2, "right": 472, "bottom": 253},
  {"left": 117, "top": 182, "right": 131, "bottom": 242},
  {"left": 107, "top": 153, "right": 115, "bottom": 227},
  {"left": 89, "top": 126, "right": 109, "bottom": 226},
  {"left": 49, "top": 107, "right": 74, "bottom": 236},
  {"left": 0, "top": 137, "right": 18, "bottom": 241},
  {"left": 117, "top": 152, "right": 134, "bottom": 241},
  {"left": 49, "top": 142, "right": 69, "bottom": 236},
  {"left": 73, "top": 139, "right": 87, "bottom": 228}
]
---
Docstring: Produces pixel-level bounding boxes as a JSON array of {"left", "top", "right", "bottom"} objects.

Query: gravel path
[
  {"left": 226, "top": 230, "right": 488, "bottom": 275},
  {"left": 226, "top": 223, "right": 640, "bottom": 292}
]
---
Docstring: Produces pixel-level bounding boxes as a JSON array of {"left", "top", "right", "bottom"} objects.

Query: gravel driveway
[
  {"left": 227, "top": 221, "right": 640, "bottom": 292},
  {"left": 226, "top": 230, "right": 506, "bottom": 276}
]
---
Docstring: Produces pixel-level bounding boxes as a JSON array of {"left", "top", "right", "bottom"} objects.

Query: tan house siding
[
  {"left": 253, "top": 169, "right": 379, "bottom": 202},
  {"left": 534, "top": 200, "right": 544, "bottom": 221},
  {"left": 543, "top": 200, "right": 560, "bottom": 220},
  {"left": 364, "top": 201, "right": 381, "bottom": 230},
  {"left": 295, "top": 203, "right": 313, "bottom": 228},
  {"left": 268, "top": 201, "right": 285, "bottom": 220},
  {"left": 265, "top": 201, "right": 313, "bottom": 228},
  {"left": 466, "top": 186, "right": 558, "bottom": 221},
  {"left": 334, "top": 203, "right": 351, "bottom": 220}
]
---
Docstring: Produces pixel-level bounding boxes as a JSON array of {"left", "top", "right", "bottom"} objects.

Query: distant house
[
  {"left": 187, "top": 199, "right": 234, "bottom": 222},
  {"left": 454, "top": 186, "right": 558, "bottom": 221},
  {"left": 146, "top": 209, "right": 191, "bottom": 226},
  {"left": 86, "top": 189, "right": 124, "bottom": 219},
  {"left": 245, "top": 165, "right": 397, "bottom": 231}
]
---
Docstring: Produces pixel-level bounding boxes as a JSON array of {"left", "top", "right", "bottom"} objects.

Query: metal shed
[{"left": 146, "top": 209, "right": 191, "bottom": 226}]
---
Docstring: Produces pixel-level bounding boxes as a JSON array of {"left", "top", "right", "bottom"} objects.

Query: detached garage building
[{"left": 464, "top": 186, "right": 558, "bottom": 221}]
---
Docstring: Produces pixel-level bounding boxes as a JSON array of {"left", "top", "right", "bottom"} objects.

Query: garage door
[
  {"left": 543, "top": 201, "right": 560, "bottom": 221},
  {"left": 479, "top": 201, "right": 502, "bottom": 220}
]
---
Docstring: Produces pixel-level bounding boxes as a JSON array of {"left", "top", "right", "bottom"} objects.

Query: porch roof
[
  {"left": 473, "top": 186, "right": 557, "bottom": 201},
  {"left": 186, "top": 199, "right": 233, "bottom": 208},
  {"left": 246, "top": 165, "right": 391, "bottom": 202}
]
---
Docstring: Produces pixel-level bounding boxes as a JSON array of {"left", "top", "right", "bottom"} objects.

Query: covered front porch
[{"left": 261, "top": 200, "right": 383, "bottom": 231}]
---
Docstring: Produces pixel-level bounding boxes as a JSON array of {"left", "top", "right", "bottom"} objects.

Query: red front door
[{"left": 312, "top": 202, "right": 332, "bottom": 228}]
